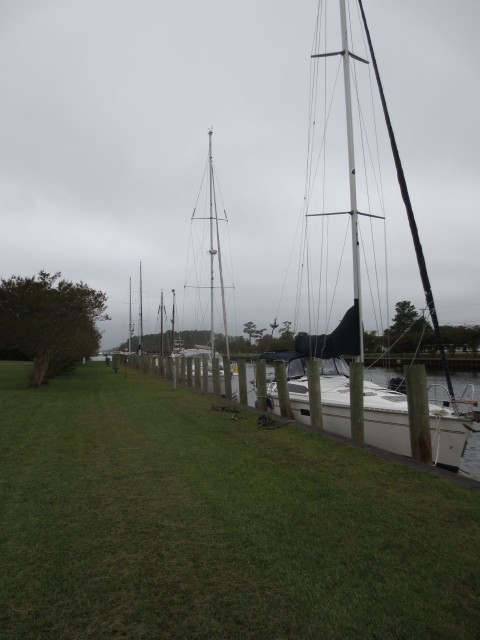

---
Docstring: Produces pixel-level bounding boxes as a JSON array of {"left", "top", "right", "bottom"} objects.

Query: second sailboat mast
[
  {"left": 208, "top": 129, "right": 216, "bottom": 358},
  {"left": 339, "top": 0, "right": 363, "bottom": 362}
]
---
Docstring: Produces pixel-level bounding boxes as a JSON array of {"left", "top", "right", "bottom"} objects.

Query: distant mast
[
  {"left": 160, "top": 289, "right": 164, "bottom": 358},
  {"left": 171, "top": 289, "right": 176, "bottom": 353},
  {"left": 207, "top": 128, "right": 230, "bottom": 359},
  {"left": 208, "top": 129, "right": 216, "bottom": 358},
  {"left": 139, "top": 260, "right": 144, "bottom": 355},
  {"left": 128, "top": 277, "right": 132, "bottom": 354}
]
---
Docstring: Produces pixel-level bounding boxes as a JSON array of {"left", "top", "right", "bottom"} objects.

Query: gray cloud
[{"left": 0, "top": 0, "right": 478, "bottom": 349}]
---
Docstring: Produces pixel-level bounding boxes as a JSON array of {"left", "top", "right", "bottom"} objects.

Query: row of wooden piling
[
  {"left": 121, "top": 354, "right": 433, "bottom": 465},
  {"left": 121, "top": 354, "right": 241, "bottom": 401},
  {"left": 266, "top": 359, "right": 433, "bottom": 465},
  {"left": 267, "top": 360, "right": 433, "bottom": 465}
]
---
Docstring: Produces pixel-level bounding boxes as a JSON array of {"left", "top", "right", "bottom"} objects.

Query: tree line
[
  {"left": 0, "top": 271, "right": 108, "bottom": 386},
  {"left": 118, "top": 300, "right": 480, "bottom": 357},
  {"left": 379, "top": 300, "right": 480, "bottom": 355}
]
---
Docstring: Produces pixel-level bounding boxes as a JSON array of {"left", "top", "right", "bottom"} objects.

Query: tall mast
[
  {"left": 171, "top": 289, "right": 176, "bottom": 353},
  {"left": 211, "top": 145, "right": 230, "bottom": 360},
  {"left": 215, "top": 209, "right": 230, "bottom": 360},
  {"left": 339, "top": 0, "right": 363, "bottom": 362},
  {"left": 139, "top": 260, "right": 144, "bottom": 355},
  {"left": 160, "top": 289, "right": 164, "bottom": 358},
  {"left": 128, "top": 277, "right": 132, "bottom": 354},
  {"left": 208, "top": 128, "right": 216, "bottom": 357}
]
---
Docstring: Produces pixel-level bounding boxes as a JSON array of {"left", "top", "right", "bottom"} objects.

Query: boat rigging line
[
  {"left": 356, "top": 0, "right": 455, "bottom": 402},
  {"left": 181, "top": 129, "right": 234, "bottom": 359}
]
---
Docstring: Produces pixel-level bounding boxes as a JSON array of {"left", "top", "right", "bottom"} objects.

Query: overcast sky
[{"left": 1, "top": 0, "right": 479, "bottom": 350}]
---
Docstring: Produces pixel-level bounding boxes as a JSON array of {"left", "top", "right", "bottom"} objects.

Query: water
[
  {"left": 231, "top": 364, "right": 257, "bottom": 408},
  {"left": 364, "top": 366, "right": 480, "bottom": 407}
]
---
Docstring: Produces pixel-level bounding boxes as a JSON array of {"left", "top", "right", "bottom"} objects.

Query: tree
[
  {"left": 464, "top": 325, "right": 480, "bottom": 352},
  {"left": 276, "top": 320, "right": 294, "bottom": 350},
  {"left": 226, "top": 335, "right": 251, "bottom": 355},
  {"left": 0, "top": 271, "right": 109, "bottom": 386},
  {"left": 387, "top": 300, "right": 433, "bottom": 353},
  {"left": 439, "top": 324, "right": 480, "bottom": 354},
  {"left": 253, "top": 327, "right": 267, "bottom": 344},
  {"left": 255, "top": 333, "right": 275, "bottom": 353},
  {"left": 390, "top": 301, "right": 419, "bottom": 333},
  {"left": 363, "top": 330, "right": 379, "bottom": 354},
  {"left": 278, "top": 321, "right": 292, "bottom": 336},
  {"left": 243, "top": 321, "right": 257, "bottom": 345}
]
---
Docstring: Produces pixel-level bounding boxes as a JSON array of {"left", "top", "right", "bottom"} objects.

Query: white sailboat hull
[{"left": 266, "top": 376, "right": 479, "bottom": 475}]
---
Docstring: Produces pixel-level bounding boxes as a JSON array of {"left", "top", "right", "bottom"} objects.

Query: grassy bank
[{"left": 1, "top": 361, "right": 479, "bottom": 639}]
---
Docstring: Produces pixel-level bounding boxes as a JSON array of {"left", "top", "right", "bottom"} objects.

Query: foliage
[
  {"left": 0, "top": 271, "right": 108, "bottom": 386},
  {"left": 384, "top": 300, "right": 480, "bottom": 355},
  {"left": 116, "top": 302, "right": 480, "bottom": 358},
  {"left": 363, "top": 330, "right": 379, "bottom": 354},
  {"left": 440, "top": 324, "right": 480, "bottom": 354},
  {"left": 242, "top": 321, "right": 266, "bottom": 345},
  {"left": 390, "top": 300, "right": 419, "bottom": 332},
  {"left": 386, "top": 300, "right": 433, "bottom": 353}
]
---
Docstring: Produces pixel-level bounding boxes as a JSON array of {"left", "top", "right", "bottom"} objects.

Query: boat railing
[
  {"left": 458, "top": 383, "right": 477, "bottom": 405},
  {"left": 427, "top": 383, "right": 478, "bottom": 418}
]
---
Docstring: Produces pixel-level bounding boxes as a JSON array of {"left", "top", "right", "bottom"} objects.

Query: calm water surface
[{"left": 365, "top": 366, "right": 479, "bottom": 405}]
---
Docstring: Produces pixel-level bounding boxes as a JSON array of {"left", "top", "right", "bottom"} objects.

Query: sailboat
[
  {"left": 173, "top": 129, "right": 232, "bottom": 376},
  {"left": 260, "top": 0, "right": 480, "bottom": 477}
]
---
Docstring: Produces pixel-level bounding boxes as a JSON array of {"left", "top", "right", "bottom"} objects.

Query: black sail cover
[{"left": 294, "top": 305, "right": 361, "bottom": 358}]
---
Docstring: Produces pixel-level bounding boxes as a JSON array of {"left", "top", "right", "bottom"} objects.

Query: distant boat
[
  {"left": 172, "top": 345, "right": 226, "bottom": 376},
  {"left": 258, "top": 0, "right": 479, "bottom": 477}
]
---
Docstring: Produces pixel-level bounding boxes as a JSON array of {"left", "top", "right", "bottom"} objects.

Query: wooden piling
[
  {"left": 223, "top": 356, "right": 232, "bottom": 400},
  {"left": 349, "top": 362, "right": 364, "bottom": 442},
  {"left": 202, "top": 355, "right": 209, "bottom": 393},
  {"left": 172, "top": 360, "right": 177, "bottom": 389},
  {"left": 404, "top": 364, "right": 432, "bottom": 464},
  {"left": 194, "top": 356, "right": 202, "bottom": 390},
  {"left": 237, "top": 359, "right": 248, "bottom": 406},
  {"left": 306, "top": 359, "right": 323, "bottom": 428},
  {"left": 273, "top": 361, "right": 293, "bottom": 419},
  {"left": 186, "top": 357, "right": 193, "bottom": 387},
  {"left": 212, "top": 357, "right": 221, "bottom": 397},
  {"left": 166, "top": 357, "right": 173, "bottom": 382},
  {"left": 256, "top": 359, "right": 267, "bottom": 413}
]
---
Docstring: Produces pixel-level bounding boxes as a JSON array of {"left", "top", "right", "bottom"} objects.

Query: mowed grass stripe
[{"left": 0, "top": 361, "right": 479, "bottom": 639}]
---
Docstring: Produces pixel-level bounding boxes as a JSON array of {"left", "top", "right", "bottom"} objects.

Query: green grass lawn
[{"left": 1, "top": 361, "right": 479, "bottom": 639}]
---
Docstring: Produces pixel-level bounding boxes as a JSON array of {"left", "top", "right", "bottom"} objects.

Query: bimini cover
[{"left": 294, "top": 304, "right": 361, "bottom": 358}]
